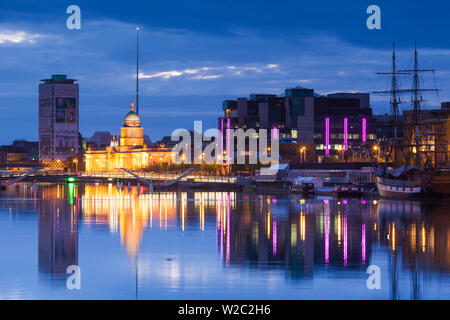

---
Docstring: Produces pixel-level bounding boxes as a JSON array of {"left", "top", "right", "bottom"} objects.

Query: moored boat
[
  {"left": 334, "top": 185, "right": 362, "bottom": 197},
  {"left": 429, "top": 173, "right": 450, "bottom": 195},
  {"left": 374, "top": 166, "right": 423, "bottom": 198},
  {"left": 376, "top": 176, "right": 422, "bottom": 198}
]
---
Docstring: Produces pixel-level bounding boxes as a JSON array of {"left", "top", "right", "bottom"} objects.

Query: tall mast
[
  {"left": 413, "top": 41, "right": 421, "bottom": 126},
  {"left": 136, "top": 27, "right": 139, "bottom": 115},
  {"left": 374, "top": 42, "right": 406, "bottom": 124},
  {"left": 391, "top": 42, "right": 400, "bottom": 126},
  {"left": 373, "top": 42, "right": 405, "bottom": 165},
  {"left": 413, "top": 41, "right": 421, "bottom": 164},
  {"left": 398, "top": 42, "right": 438, "bottom": 166}
]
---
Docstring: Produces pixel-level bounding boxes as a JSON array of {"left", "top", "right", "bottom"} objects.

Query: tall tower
[
  {"left": 39, "top": 75, "right": 79, "bottom": 161},
  {"left": 136, "top": 27, "right": 140, "bottom": 115}
]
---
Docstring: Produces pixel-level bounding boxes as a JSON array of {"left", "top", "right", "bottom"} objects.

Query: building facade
[
  {"left": 402, "top": 107, "right": 450, "bottom": 166},
  {"left": 39, "top": 75, "right": 79, "bottom": 161},
  {"left": 312, "top": 94, "right": 376, "bottom": 161},
  {"left": 218, "top": 89, "right": 376, "bottom": 163},
  {"left": 85, "top": 101, "right": 173, "bottom": 172}
]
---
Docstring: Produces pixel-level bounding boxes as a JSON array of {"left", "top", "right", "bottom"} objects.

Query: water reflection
[
  {"left": 0, "top": 182, "right": 449, "bottom": 299},
  {"left": 38, "top": 198, "right": 78, "bottom": 274}
]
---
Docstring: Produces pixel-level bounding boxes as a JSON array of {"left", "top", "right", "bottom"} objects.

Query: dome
[
  {"left": 123, "top": 100, "right": 141, "bottom": 127},
  {"left": 124, "top": 111, "right": 140, "bottom": 122}
]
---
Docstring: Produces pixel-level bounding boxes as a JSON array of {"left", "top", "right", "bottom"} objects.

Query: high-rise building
[
  {"left": 39, "top": 75, "right": 79, "bottom": 161},
  {"left": 285, "top": 86, "right": 315, "bottom": 127}
]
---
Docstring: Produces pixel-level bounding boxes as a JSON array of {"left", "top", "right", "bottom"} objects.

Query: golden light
[{"left": 373, "top": 145, "right": 378, "bottom": 151}]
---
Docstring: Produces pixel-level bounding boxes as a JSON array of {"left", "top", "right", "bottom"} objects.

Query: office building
[
  {"left": 39, "top": 75, "right": 79, "bottom": 161},
  {"left": 219, "top": 89, "right": 376, "bottom": 163}
]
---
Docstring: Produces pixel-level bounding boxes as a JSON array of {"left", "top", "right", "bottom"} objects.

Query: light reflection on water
[{"left": 0, "top": 183, "right": 449, "bottom": 299}]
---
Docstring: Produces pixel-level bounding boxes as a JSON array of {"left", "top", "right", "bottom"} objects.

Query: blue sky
[{"left": 1, "top": 0, "right": 450, "bottom": 144}]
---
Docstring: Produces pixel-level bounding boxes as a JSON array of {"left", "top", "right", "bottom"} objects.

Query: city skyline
[{"left": 1, "top": 1, "right": 450, "bottom": 144}]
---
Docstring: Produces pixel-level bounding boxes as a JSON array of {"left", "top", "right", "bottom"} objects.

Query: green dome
[{"left": 123, "top": 111, "right": 141, "bottom": 127}]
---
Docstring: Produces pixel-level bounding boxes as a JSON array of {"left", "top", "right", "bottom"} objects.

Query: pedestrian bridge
[
  {"left": 85, "top": 170, "right": 237, "bottom": 184},
  {"left": 0, "top": 170, "right": 237, "bottom": 185}
]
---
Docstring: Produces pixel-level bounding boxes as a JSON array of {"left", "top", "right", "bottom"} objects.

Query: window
[{"left": 291, "top": 129, "right": 298, "bottom": 139}]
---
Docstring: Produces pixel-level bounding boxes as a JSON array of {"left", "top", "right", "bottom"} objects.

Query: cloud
[
  {"left": 0, "top": 17, "right": 449, "bottom": 144},
  {"left": 0, "top": 30, "right": 41, "bottom": 44},
  {"left": 139, "top": 63, "right": 279, "bottom": 81},
  {"left": 140, "top": 70, "right": 184, "bottom": 79},
  {"left": 191, "top": 74, "right": 221, "bottom": 80}
]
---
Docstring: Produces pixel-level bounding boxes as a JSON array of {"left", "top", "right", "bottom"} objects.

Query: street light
[{"left": 299, "top": 146, "right": 306, "bottom": 163}]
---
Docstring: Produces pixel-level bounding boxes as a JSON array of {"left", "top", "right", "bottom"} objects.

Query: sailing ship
[{"left": 373, "top": 42, "right": 450, "bottom": 198}]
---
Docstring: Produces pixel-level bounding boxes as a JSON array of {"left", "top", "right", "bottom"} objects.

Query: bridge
[
  {"left": 0, "top": 169, "right": 238, "bottom": 188},
  {"left": 83, "top": 170, "right": 237, "bottom": 185}
]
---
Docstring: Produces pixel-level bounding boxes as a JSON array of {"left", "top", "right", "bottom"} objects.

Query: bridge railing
[
  {"left": 82, "top": 171, "right": 237, "bottom": 184},
  {"left": 1, "top": 170, "right": 237, "bottom": 184}
]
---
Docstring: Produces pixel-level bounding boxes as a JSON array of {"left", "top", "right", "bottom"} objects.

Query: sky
[{"left": 1, "top": 0, "right": 450, "bottom": 144}]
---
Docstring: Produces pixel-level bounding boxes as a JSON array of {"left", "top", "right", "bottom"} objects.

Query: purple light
[
  {"left": 344, "top": 215, "right": 348, "bottom": 267},
  {"left": 226, "top": 193, "right": 230, "bottom": 265},
  {"left": 361, "top": 200, "right": 366, "bottom": 205},
  {"left": 362, "top": 118, "right": 367, "bottom": 143},
  {"left": 220, "top": 118, "right": 224, "bottom": 163},
  {"left": 325, "top": 117, "right": 330, "bottom": 156},
  {"left": 273, "top": 220, "right": 277, "bottom": 256},
  {"left": 325, "top": 202, "right": 330, "bottom": 265},
  {"left": 220, "top": 198, "right": 223, "bottom": 260},
  {"left": 343, "top": 199, "right": 348, "bottom": 204},
  {"left": 272, "top": 126, "right": 278, "bottom": 139},
  {"left": 344, "top": 117, "right": 348, "bottom": 151},
  {"left": 227, "top": 118, "right": 231, "bottom": 164},
  {"left": 362, "top": 223, "right": 366, "bottom": 264}
]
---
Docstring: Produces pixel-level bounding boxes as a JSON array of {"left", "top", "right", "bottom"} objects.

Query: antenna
[{"left": 136, "top": 27, "right": 139, "bottom": 115}]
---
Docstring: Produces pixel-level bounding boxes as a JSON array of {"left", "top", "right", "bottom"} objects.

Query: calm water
[{"left": 0, "top": 183, "right": 449, "bottom": 300}]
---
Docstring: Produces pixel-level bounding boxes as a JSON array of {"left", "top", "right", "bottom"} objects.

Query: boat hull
[
  {"left": 430, "top": 174, "right": 450, "bottom": 195},
  {"left": 376, "top": 177, "right": 422, "bottom": 198}
]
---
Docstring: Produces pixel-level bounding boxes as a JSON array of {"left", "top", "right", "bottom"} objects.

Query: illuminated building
[
  {"left": 85, "top": 101, "right": 173, "bottom": 171},
  {"left": 219, "top": 89, "right": 377, "bottom": 163},
  {"left": 402, "top": 107, "right": 450, "bottom": 166},
  {"left": 39, "top": 75, "right": 79, "bottom": 161}
]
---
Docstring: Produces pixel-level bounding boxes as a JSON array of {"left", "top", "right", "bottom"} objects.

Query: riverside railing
[{"left": 81, "top": 171, "right": 237, "bottom": 184}]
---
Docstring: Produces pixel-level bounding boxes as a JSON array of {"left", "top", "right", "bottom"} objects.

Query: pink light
[
  {"left": 220, "top": 195, "right": 224, "bottom": 260},
  {"left": 344, "top": 215, "right": 348, "bottom": 267},
  {"left": 273, "top": 220, "right": 277, "bottom": 256},
  {"left": 325, "top": 202, "right": 330, "bottom": 264},
  {"left": 325, "top": 117, "right": 330, "bottom": 156},
  {"left": 220, "top": 118, "right": 224, "bottom": 163},
  {"left": 362, "top": 118, "right": 367, "bottom": 143},
  {"left": 216, "top": 197, "right": 221, "bottom": 254},
  {"left": 272, "top": 126, "right": 278, "bottom": 139},
  {"left": 362, "top": 223, "right": 366, "bottom": 264},
  {"left": 226, "top": 193, "right": 230, "bottom": 265},
  {"left": 227, "top": 118, "right": 231, "bottom": 164},
  {"left": 344, "top": 117, "right": 348, "bottom": 151}
]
